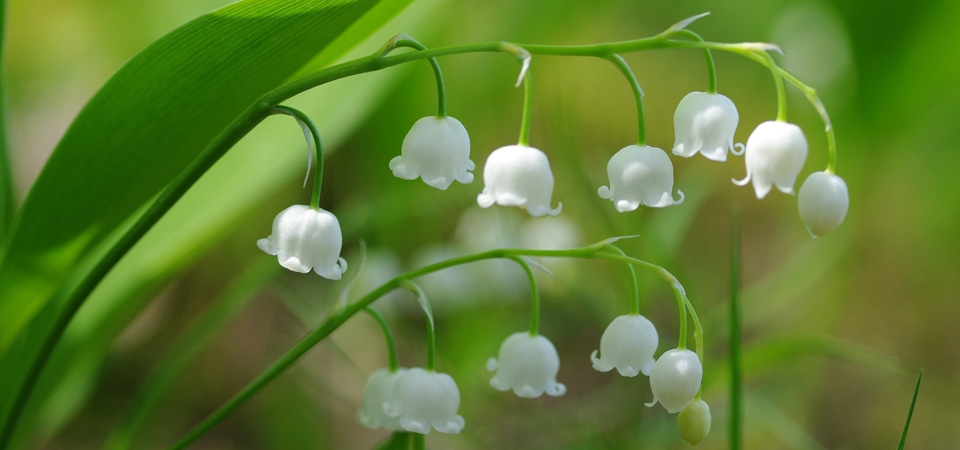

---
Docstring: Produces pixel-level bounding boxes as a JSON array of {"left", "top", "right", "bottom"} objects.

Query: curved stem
[
  {"left": 758, "top": 51, "right": 788, "bottom": 122},
  {"left": 509, "top": 256, "right": 541, "bottom": 335},
  {"left": 605, "top": 245, "right": 640, "bottom": 315},
  {"left": 11, "top": 29, "right": 798, "bottom": 447},
  {"left": 270, "top": 106, "right": 323, "bottom": 208},
  {"left": 382, "top": 35, "right": 447, "bottom": 117},
  {"left": 169, "top": 241, "right": 699, "bottom": 448},
  {"left": 400, "top": 280, "right": 435, "bottom": 371},
  {"left": 673, "top": 29, "right": 717, "bottom": 93},
  {"left": 675, "top": 285, "right": 689, "bottom": 349},
  {"left": 605, "top": 55, "right": 646, "bottom": 146},
  {"left": 364, "top": 307, "right": 400, "bottom": 372},
  {"left": 517, "top": 69, "right": 534, "bottom": 146}
]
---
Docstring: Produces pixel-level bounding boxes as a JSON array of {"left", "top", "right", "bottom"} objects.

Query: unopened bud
[{"left": 678, "top": 398, "right": 711, "bottom": 445}]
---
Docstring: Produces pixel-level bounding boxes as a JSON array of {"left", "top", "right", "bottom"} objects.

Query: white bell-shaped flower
[
  {"left": 257, "top": 204, "right": 347, "bottom": 280},
  {"left": 486, "top": 332, "right": 566, "bottom": 398},
  {"left": 477, "top": 145, "right": 562, "bottom": 217},
  {"left": 382, "top": 367, "right": 465, "bottom": 434},
  {"left": 797, "top": 171, "right": 849, "bottom": 237},
  {"left": 733, "top": 121, "right": 808, "bottom": 199},
  {"left": 357, "top": 368, "right": 406, "bottom": 431},
  {"left": 678, "top": 398, "right": 712, "bottom": 446},
  {"left": 598, "top": 144, "right": 684, "bottom": 212},
  {"left": 645, "top": 348, "right": 703, "bottom": 413},
  {"left": 389, "top": 116, "right": 475, "bottom": 190},
  {"left": 591, "top": 314, "right": 659, "bottom": 377},
  {"left": 672, "top": 91, "right": 740, "bottom": 162}
]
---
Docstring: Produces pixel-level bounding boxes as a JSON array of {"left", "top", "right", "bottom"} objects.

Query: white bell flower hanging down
[
  {"left": 357, "top": 368, "right": 407, "bottom": 431},
  {"left": 797, "top": 171, "right": 849, "bottom": 237},
  {"left": 257, "top": 204, "right": 348, "bottom": 280},
  {"left": 646, "top": 348, "right": 703, "bottom": 413},
  {"left": 382, "top": 368, "right": 465, "bottom": 434},
  {"left": 389, "top": 116, "right": 475, "bottom": 190},
  {"left": 591, "top": 314, "right": 659, "bottom": 377},
  {"left": 598, "top": 144, "right": 684, "bottom": 212},
  {"left": 733, "top": 121, "right": 808, "bottom": 199},
  {"left": 477, "top": 145, "right": 562, "bottom": 217},
  {"left": 487, "top": 332, "right": 567, "bottom": 398},
  {"left": 672, "top": 91, "right": 741, "bottom": 162}
]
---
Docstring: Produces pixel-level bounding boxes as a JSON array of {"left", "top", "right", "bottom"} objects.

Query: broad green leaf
[
  {"left": 14, "top": 0, "right": 447, "bottom": 442},
  {"left": 0, "top": 0, "right": 389, "bottom": 436},
  {"left": 0, "top": 0, "right": 384, "bottom": 356},
  {"left": 0, "top": 0, "right": 12, "bottom": 246}
]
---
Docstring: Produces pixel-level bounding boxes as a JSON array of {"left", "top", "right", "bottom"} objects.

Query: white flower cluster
[{"left": 357, "top": 367, "right": 465, "bottom": 435}]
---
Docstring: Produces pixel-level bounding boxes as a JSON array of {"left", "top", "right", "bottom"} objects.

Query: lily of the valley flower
[
  {"left": 357, "top": 368, "right": 406, "bottom": 431},
  {"left": 598, "top": 145, "right": 684, "bottom": 212},
  {"left": 798, "top": 171, "right": 849, "bottom": 237},
  {"left": 678, "top": 398, "right": 712, "bottom": 446},
  {"left": 646, "top": 348, "right": 703, "bottom": 413},
  {"left": 591, "top": 314, "right": 659, "bottom": 377},
  {"left": 672, "top": 91, "right": 740, "bottom": 162},
  {"left": 257, "top": 205, "right": 347, "bottom": 280},
  {"left": 477, "top": 145, "right": 562, "bottom": 217},
  {"left": 382, "top": 368, "right": 465, "bottom": 434},
  {"left": 487, "top": 332, "right": 566, "bottom": 398},
  {"left": 389, "top": 116, "right": 475, "bottom": 190},
  {"left": 733, "top": 121, "right": 808, "bottom": 199}
]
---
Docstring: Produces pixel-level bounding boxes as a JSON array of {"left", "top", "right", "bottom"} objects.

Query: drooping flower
[
  {"left": 389, "top": 116, "right": 475, "bottom": 190},
  {"left": 487, "top": 332, "right": 566, "bottom": 398},
  {"left": 477, "top": 145, "right": 562, "bottom": 217},
  {"left": 672, "top": 91, "right": 740, "bottom": 162},
  {"left": 797, "top": 171, "right": 849, "bottom": 237},
  {"left": 357, "top": 368, "right": 406, "bottom": 431},
  {"left": 591, "top": 314, "right": 659, "bottom": 377},
  {"left": 382, "top": 367, "right": 465, "bottom": 434},
  {"left": 257, "top": 204, "right": 347, "bottom": 280},
  {"left": 598, "top": 144, "right": 684, "bottom": 212},
  {"left": 733, "top": 121, "right": 808, "bottom": 199},
  {"left": 678, "top": 398, "right": 712, "bottom": 446},
  {"left": 646, "top": 348, "right": 703, "bottom": 413}
]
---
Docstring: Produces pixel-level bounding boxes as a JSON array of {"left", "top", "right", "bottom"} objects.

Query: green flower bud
[{"left": 678, "top": 398, "right": 711, "bottom": 445}]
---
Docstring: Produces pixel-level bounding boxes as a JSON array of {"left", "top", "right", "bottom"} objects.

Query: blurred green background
[{"left": 4, "top": 0, "right": 959, "bottom": 448}]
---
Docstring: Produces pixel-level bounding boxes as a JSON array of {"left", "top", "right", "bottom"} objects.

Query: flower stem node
[
  {"left": 390, "top": 116, "right": 475, "bottom": 190},
  {"left": 382, "top": 368, "right": 465, "bottom": 434},
  {"left": 598, "top": 145, "right": 684, "bottom": 212},
  {"left": 733, "top": 121, "right": 808, "bottom": 199},
  {"left": 257, "top": 205, "right": 347, "bottom": 280},
  {"left": 487, "top": 332, "right": 566, "bottom": 398},
  {"left": 672, "top": 91, "right": 740, "bottom": 162},
  {"left": 798, "top": 171, "right": 849, "bottom": 237},
  {"left": 645, "top": 348, "right": 703, "bottom": 413},
  {"left": 357, "top": 368, "right": 407, "bottom": 431},
  {"left": 678, "top": 398, "right": 712, "bottom": 445},
  {"left": 591, "top": 314, "right": 659, "bottom": 377},
  {"left": 477, "top": 145, "right": 562, "bottom": 217}
]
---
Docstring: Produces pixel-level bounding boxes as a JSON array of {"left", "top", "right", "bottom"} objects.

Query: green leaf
[
  {"left": 897, "top": 369, "right": 923, "bottom": 450},
  {"left": 0, "top": 0, "right": 13, "bottom": 246},
  {"left": 0, "top": 0, "right": 394, "bottom": 438},
  {"left": 0, "top": 0, "right": 384, "bottom": 357}
]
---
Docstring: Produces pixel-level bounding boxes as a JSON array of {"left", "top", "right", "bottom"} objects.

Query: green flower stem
[
  {"left": 517, "top": 69, "right": 533, "bottom": 146},
  {"left": 400, "top": 280, "right": 435, "bottom": 371},
  {"left": 509, "top": 256, "right": 541, "bottom": 335},
  {"left": 758, "top": 51, "right": 788, "bottom": 122},
  {"left": 9, "top": 26, "right": 802, "bottom": 447},
  {"left": 672, "top": 30, "right": 717, "bottom": 93},
  {"left": 170, "top": 240, "right": 699, "bottom": 448},
  {"left": 364, "top": 307, "right": 400, "bottom": 373},
  {"left": 674, "top": 285, "right": 689, "bottom": 350},
  {"left": 269, "top": 106, "right": 324, "bottom": 209},
  {"left": 605, "top": 55, "right": 646, "bottom": 146},
  {"left": 413, "top": 433, "right": 426, "bottom": 450},
  {"left": 381, "top": 35, "right": 447, "bottom": 117},
  {"left": 605, "top": 245, "right": 640, "bottom": 315}
]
